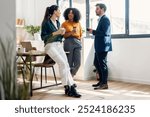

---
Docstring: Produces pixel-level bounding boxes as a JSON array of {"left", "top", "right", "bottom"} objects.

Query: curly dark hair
[{"left": 63, "top": 8, "right": 81, "bottom": 23}]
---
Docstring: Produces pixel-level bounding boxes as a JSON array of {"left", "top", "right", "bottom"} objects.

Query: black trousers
[
  {"left": 94, "top": 52, "right": 99, "bottom": 72},
  {"left": 96, "top": 52, "right": 108, "bottom": 84}
]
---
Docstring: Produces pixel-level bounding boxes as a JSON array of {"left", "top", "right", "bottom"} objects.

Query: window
[
  {"left": 129, "top": 0, "right": 150, "bottom": 35},
  {"left": 72, "top": 0, "right": 86, "bottom": 36},
  {"left": 89, "top": 0, "right": 125, "bottom": 35},
  {"left": 57, "top": 0, "right": 150, "bottom": 38},
  {"left": 58, "top": 0, "right": 70, "bottom": 23}
]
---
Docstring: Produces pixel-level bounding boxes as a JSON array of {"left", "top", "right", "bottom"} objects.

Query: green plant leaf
[{"left": 24, "top": 25, "right": 41, "bottom": 36}]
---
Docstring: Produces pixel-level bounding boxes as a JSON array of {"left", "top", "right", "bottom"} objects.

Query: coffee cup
[{"left": 60, "top": 28, "right": 66, "bottom": 34}]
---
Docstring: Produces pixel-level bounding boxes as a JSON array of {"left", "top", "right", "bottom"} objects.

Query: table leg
[{"left": 29, "top": 55, "right": 33, "bottom": 96}]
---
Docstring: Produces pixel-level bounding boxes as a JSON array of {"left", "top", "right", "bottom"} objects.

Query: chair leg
[
  {"left": 32, "top": 66, "right": 35, "bottom": 81},
  {"left": 45, "top": 67, "right": 47, "bottom": 83},
  {"left": 40, "top": 67, "right": 42, "bottom": 87},
  {"left": 52, "top": 66, "right": 57, "bottom": 84},
  {"left": 35, "top": 73, "right": 38, "bottom": 81},
  {"left": 22, "top": 64, "right": 26, "bottom": 79},
  {"left": 22, "top": 65, "right": 27, "bottom": 80}
]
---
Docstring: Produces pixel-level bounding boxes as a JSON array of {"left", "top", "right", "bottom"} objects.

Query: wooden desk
[{"left": 17, "top": 50, "right": 46, "bottom": 96}]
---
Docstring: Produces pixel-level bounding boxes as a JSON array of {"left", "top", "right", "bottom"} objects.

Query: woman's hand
[
  {"left": 72, "top": 27, "right": 77, "bottom": 33},
  {"left": 60, "top": 28, "right": 66, "bottom": 35},
  {"left": 53, "top": 28, "right": 66, "bottom": 36}
]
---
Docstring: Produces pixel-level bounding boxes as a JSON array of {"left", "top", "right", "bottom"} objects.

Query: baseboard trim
[{"left": 109, "top": 77, "right": 150, "bottom": 85}]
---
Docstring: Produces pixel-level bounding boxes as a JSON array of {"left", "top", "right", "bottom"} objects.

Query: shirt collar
[
  {"left": 97, "top": 16, "right": 101, "bottom": 22},
  {"left": 98, "top": 14, "right": 105, "bottom": 22},
  {"left": 50, "top": 19, "right": 58, "bottom": 29}
]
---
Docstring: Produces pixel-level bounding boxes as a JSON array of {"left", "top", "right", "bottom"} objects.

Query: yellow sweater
[{"left": 61, "top": 21, "right": 82, "bottom": 40}]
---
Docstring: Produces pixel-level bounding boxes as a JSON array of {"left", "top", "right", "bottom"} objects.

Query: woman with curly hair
[
  {"left": 61, "top": 8, "right": 82, "bottom": 78},
  {"left": 41, "top": 5, "right": 81, "bottom": 98}
]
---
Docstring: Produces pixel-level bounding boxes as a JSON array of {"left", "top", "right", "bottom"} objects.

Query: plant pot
[
  {"left": 34, "top": 33, "right": 41, "bottom": 41},
  {"left": 17, "top": 80, "right": 30, "bottom": 100}
]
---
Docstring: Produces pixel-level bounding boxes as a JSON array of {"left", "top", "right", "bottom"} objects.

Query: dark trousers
[
  {"left": 94, "top": 52, "right": 99, "bottom": 72},
  {"left": 96, "top": 52, "right": 108, "bottom": 84},
  {"left": 64, "top": 37, "right": 82, "bottom": 76}
]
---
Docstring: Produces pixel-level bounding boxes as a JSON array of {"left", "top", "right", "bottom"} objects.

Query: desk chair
[{"left": 32, "top": 55, "right": 58, "bottom": 88}]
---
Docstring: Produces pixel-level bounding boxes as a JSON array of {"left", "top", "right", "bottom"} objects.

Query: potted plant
[
  {"left": 24, "top": 25, "right": 41, "bottom": 40},
  {"left": 0, "top": 37, "right": 29, "bottom": 100}
]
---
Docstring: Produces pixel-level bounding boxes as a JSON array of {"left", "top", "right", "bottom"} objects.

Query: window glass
[
  {"left": 73, "top": 0, "right": 86, "bottom": 37},
  {"left": 89, "top": 0, "right": 125, "bottom": 34},
  {"left": 129, "top": 0, "right": 150, "bottom": 34},
  {"left": 58, "top": 0, "right": 70, "bottom": 23}
]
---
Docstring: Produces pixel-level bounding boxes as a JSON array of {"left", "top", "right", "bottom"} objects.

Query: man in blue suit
[{"left": 87, "top": 3, "right": 112, "bottom": 90}]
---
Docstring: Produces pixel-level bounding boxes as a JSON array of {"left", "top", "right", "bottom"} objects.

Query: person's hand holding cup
[
  {"left": 72, "top": 26, "right": 77, "bottom": 33},
  {"left": 60, "top": 28, "right": 66, "bottom": 35},
  {"left": 87, "top": 28, "right": 93, "bottom": 34}
]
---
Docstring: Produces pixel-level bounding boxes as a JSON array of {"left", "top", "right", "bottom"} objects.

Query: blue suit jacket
[{"left": 92, "top": 15, "right": 112, "bottom": 53}]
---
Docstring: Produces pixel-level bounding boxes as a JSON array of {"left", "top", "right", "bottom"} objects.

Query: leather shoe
[
  {"left": 94, "top": 84, "right": 108, "bottom": 90},
  {"left": 92, "top": 82, "right": 100, "bottom": 87}
]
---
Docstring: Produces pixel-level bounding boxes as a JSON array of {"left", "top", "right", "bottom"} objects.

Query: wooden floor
[{"left": 30, "top": 78, "right": 150, "bottom": 100}]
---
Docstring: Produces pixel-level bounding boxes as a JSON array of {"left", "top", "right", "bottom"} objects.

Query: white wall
[
  {"left": 16, "top": 0, "right": 56, "bottom": 25},
  {"left": 16, "top": 0, "right": 56, "bottom": 42},
  {"left": 83, "top": 38, "right": 95, "bottom": 80},
  {"left": 108, "top": 38, "right": 150, "bottom": 84},
  {"left": 83, "top": 38, "right": 150, "bottom": 85}
]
